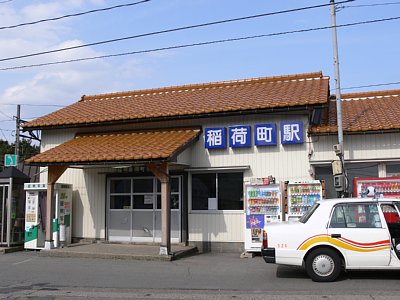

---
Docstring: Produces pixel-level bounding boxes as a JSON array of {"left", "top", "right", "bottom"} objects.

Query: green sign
[{"left": 4, "top": 154, "right": 18, "bottom": 167}]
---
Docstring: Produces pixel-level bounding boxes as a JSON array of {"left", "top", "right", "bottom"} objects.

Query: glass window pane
[
  {"left": 133, "top": 179, "right": 154, "bottom": 193},
  {"left": 331, "top": 204, "right": 381, "bottom": 228},
  {"left": 171, "top": 178, "right": 179, "bottom": 193},
  {"left": 329, "top": 205, "right": 346, "bottom": 228},
  {"left": 156, "top": 177, "right": 180, "bottom": 193},
  {"left": 133, "top": 195, "right": 153, "bottom": 209},
  {"left": 110, "top": 179, "right": 131, "bottom": 193},
  {"left": 387, "top": 164, "right": 400, "bottom": 176},
  {"left": 192, "top": 173, "right": 216, "bottom": 210},
  {"left": 218, "top": 173, "right": 243, "bottom": 210},
  {"left": 157, "top": 194, "right": 179, "bottom": 210},
  {"left": 110, "top": 195, "right": 131, "bottom": 209}
]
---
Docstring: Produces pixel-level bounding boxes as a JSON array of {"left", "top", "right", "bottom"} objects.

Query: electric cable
[
  {"left": 0, "top": 110, "right": 13, "bottom": 119},
  {"left": 0, "top": 0, "right": 151, "bottom": 31},
  {"left": 0, "top": 103, "right": 66, "bottom": 107},
  {"left": 344, "top": 1, "right": 400, "bottom": 8},
  {"left": 0, "top": 0, "right": 355, "bottom": 62},
  {"left": 1, "top": 15, "right": 399, "bottom": 71},
  {"left": 339, "top": 82, "right": 400, "bottom": 91}
]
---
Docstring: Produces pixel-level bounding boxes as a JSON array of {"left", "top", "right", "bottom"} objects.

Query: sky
[{"left": 0, "top": 0, "right": 399, "bottom": 144}]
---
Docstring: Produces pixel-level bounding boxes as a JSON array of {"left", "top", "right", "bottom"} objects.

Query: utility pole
[
  {"left": 330, "top": 0, "right": 347, "bottom": 196},
  {"left": 15, "top": 104, "right": 20, "bottom": 159}
]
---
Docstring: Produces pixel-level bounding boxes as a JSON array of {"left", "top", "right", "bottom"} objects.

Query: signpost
[{"left": 4, "top": 154, "right": 18, "bottom": 167}]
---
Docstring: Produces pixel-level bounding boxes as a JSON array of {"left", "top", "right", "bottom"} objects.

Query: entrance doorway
[{"left": 107, "top": 176, "right": 181, "bottom": 243}]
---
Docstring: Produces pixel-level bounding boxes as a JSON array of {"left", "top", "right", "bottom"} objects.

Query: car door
[{"left": 328, "top": 202, "right": 391, "bottom": 267}]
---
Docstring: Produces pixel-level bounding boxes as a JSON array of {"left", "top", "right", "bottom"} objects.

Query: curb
[
  {"left": 38, "top": 246, "right": 198, "bottom": 261},
  {"left": 0, "top": 245, "right": 24, "bottom": 254}
]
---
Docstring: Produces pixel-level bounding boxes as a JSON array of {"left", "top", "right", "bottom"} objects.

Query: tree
[{"left": 0, "top": 138, "right": 39, "bottom": 166}]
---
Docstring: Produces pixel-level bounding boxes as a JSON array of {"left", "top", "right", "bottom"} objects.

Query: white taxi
[{"left": 261, "top": 198, "right": 400, "bottom": 282}]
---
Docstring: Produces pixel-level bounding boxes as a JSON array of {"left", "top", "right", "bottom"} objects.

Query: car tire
[{"left": 305, "top": 248, "right": 342, "bottom": 282}]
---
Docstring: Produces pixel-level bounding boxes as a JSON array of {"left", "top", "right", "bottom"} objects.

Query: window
[
  {"left": 156, "top": 177, "right": 180, "bottom": 210},
  {"left": 109, "top": 176, "right": 181, "bottom": 210},
  {"left": 329, "top": 203, "right": 382, "bottom": 228},
  {"left": 109, "top": 179, "right": 131, "bottom": 209},
  {"left": 381, "top": 204, "right": 400, "bottom": 224},
  {"left": 386, "top": 164, "right": 400, "bottom": 177},
  {"left": 191, "top": 172, "right": 243, "bottom": 211},
  {"left": 132, "top": 178, "right": 154, "bottom": 209}
]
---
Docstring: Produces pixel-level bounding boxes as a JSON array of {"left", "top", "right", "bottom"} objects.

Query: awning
[{"left": 26, "top": 127, "right": 201, "bottom": 166}]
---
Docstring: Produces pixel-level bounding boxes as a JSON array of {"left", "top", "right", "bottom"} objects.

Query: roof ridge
[
  {"left": 341, "top": 89, "right": 400, "bottom": 99},
  {"left": 76, "top": 127, "right": 202, "bottom": 137},
  {"left": 80, "top": 71, "right": 325, "bottom": 102}
]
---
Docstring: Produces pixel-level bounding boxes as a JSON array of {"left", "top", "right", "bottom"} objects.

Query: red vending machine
[{"left": 354, "top": 176, "right": 400, "bottom": 198}]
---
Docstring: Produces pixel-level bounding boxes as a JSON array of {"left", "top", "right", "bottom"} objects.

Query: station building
[{"left": 22, "top": 71, "right": 400, "bottom": 252}]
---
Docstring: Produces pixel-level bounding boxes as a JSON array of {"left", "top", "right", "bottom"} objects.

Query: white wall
[
  {"left": 310, "top": 133, "right": 400, "bottom": 163},
  {"left": 38, "top": 113, "right": 316, "bottom": 242}
]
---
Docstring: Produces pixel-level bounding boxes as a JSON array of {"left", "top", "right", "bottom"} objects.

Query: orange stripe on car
[{"left": 297, "top": 234, "right": 390, "bottom": 252}]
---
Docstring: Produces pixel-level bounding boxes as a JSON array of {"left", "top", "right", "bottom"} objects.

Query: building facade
[{"left": 23, "top": 72, "right": 400, "bottom": 252}]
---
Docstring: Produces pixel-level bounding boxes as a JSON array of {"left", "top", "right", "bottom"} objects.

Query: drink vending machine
[
  {"left": 24, "top": 183, "right": 72, "bottom": 250},
  {"left": 354, "top": 176, "right": 400, "bottom": 198},
  {"left": 244, "top": 177, "right": 283, "bottom": 252},
  {"left": 286, "top": 180, "right": 323, "bottom": 220}
]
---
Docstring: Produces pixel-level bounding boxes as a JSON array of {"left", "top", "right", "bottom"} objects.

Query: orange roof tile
[
  {"left": 23, "top": 72, "right": 329, "bottom": 129},
  {"left": 309, "top": 90, "right": 400, "bottom": 134},
  {"left": 26, "top": 128, "right": 201, "bottom": 165}
]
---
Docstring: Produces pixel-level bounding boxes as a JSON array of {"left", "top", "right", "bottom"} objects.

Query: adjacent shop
[{"left": 0, "top": 167, "right": 30, "bottom": 247}]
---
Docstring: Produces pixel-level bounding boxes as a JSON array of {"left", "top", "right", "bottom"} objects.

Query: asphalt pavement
[{"left": 1, "top": 247, "right": 400, "bottom": 299}]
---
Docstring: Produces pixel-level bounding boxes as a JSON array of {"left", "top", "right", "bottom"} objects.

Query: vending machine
[
  {"left": 244, "top": 177, "right": 283, "bottom": 252},
  {"left": 354, "top": 176, "right": 400, "bottom": 198},
  {"left": 286, "top": 180, "right": 323, "bottom": 220},
  {"left": 24, "top": 183, "right": 72, "bottom": 250}
]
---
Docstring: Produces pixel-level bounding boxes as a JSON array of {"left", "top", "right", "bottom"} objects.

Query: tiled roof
[
  {"left": 309, "top": 90, "right": 400, "bottom": 134},
  {"left": 25, "top": 128, "right": 201, "bottom": 165},
  {"left": 23, "top": 72, "right": 329, "bottom": 129}
]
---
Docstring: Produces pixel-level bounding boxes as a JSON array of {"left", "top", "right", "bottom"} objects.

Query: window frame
[
  {"left": 189, "top": 171, "right": 244, "bottom": 213},
  {"left": 328, "top": 202, "right": 383, "bottom": 229}
]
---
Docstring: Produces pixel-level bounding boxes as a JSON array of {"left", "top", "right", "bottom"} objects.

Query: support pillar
[
  {"left": 45, "top": 165, "right": 68, "bottom": 249},
  {"left": 147, "top": 162, "right": 170, "bottom": 256}
]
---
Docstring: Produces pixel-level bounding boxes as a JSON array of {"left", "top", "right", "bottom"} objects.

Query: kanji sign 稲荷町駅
[
  {"left": 280, "top": 122, "right": 303, "bottom": 144},
  {"left": 229, "top": 125, "right": 251, "bottom": 148},
  {"left": 205, "top": 127, "right": 227, "bottom": 149},
  {"left": 204, "top": 121, "right": 303, "bottom": 149},
  {"left": 254, "top": 124, "right": 277, "bottom": 146}
]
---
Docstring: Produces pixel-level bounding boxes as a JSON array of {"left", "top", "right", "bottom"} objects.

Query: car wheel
[{"left": 305, "top": 248, "right": 342, "bottom": 282}]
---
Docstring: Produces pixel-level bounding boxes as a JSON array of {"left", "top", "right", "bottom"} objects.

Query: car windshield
[{"left": 299, "top": 202, "right": 320, "bottom": 223}]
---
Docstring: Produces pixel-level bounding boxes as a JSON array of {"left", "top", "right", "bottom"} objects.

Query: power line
[
  {"left": 344, "top": 1, "right": 400, "bottom": 8},
  {"left": 0, "top": 110, "right": 13, "bottom": 119},
  {"left": 0, "top": 0, "right": 13, "bottom": 4},
  {"left": 339, "top": 81, "right": 400, "bottom": 91},
  {"left": 0, "top": 0, "right": 354, "bottom": 62},
  {"left": 0, "top": 0, "right": 151, "bottom": 31},
  {"left": 1, "top": 15, "right": 399, "bottom": 71},
  {"left": 0, "top": 103, "right": 66, "bottom": 107}
]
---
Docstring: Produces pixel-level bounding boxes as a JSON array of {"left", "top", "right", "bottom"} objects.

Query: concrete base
[
  {"left": 159, "top": 246, "right": 169, "bottom": 256},
  {"left": 44, "top": 241, "right": 54, "bottom": 250},
  {"left": 240, "top": 251, "right": 257, "bottom": 258},
  {"left": 189, "top": 241, "right": 244, "bottom": 253},
  {"left": 0, "top": 245, "right": 24, "bottom": 254}
]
